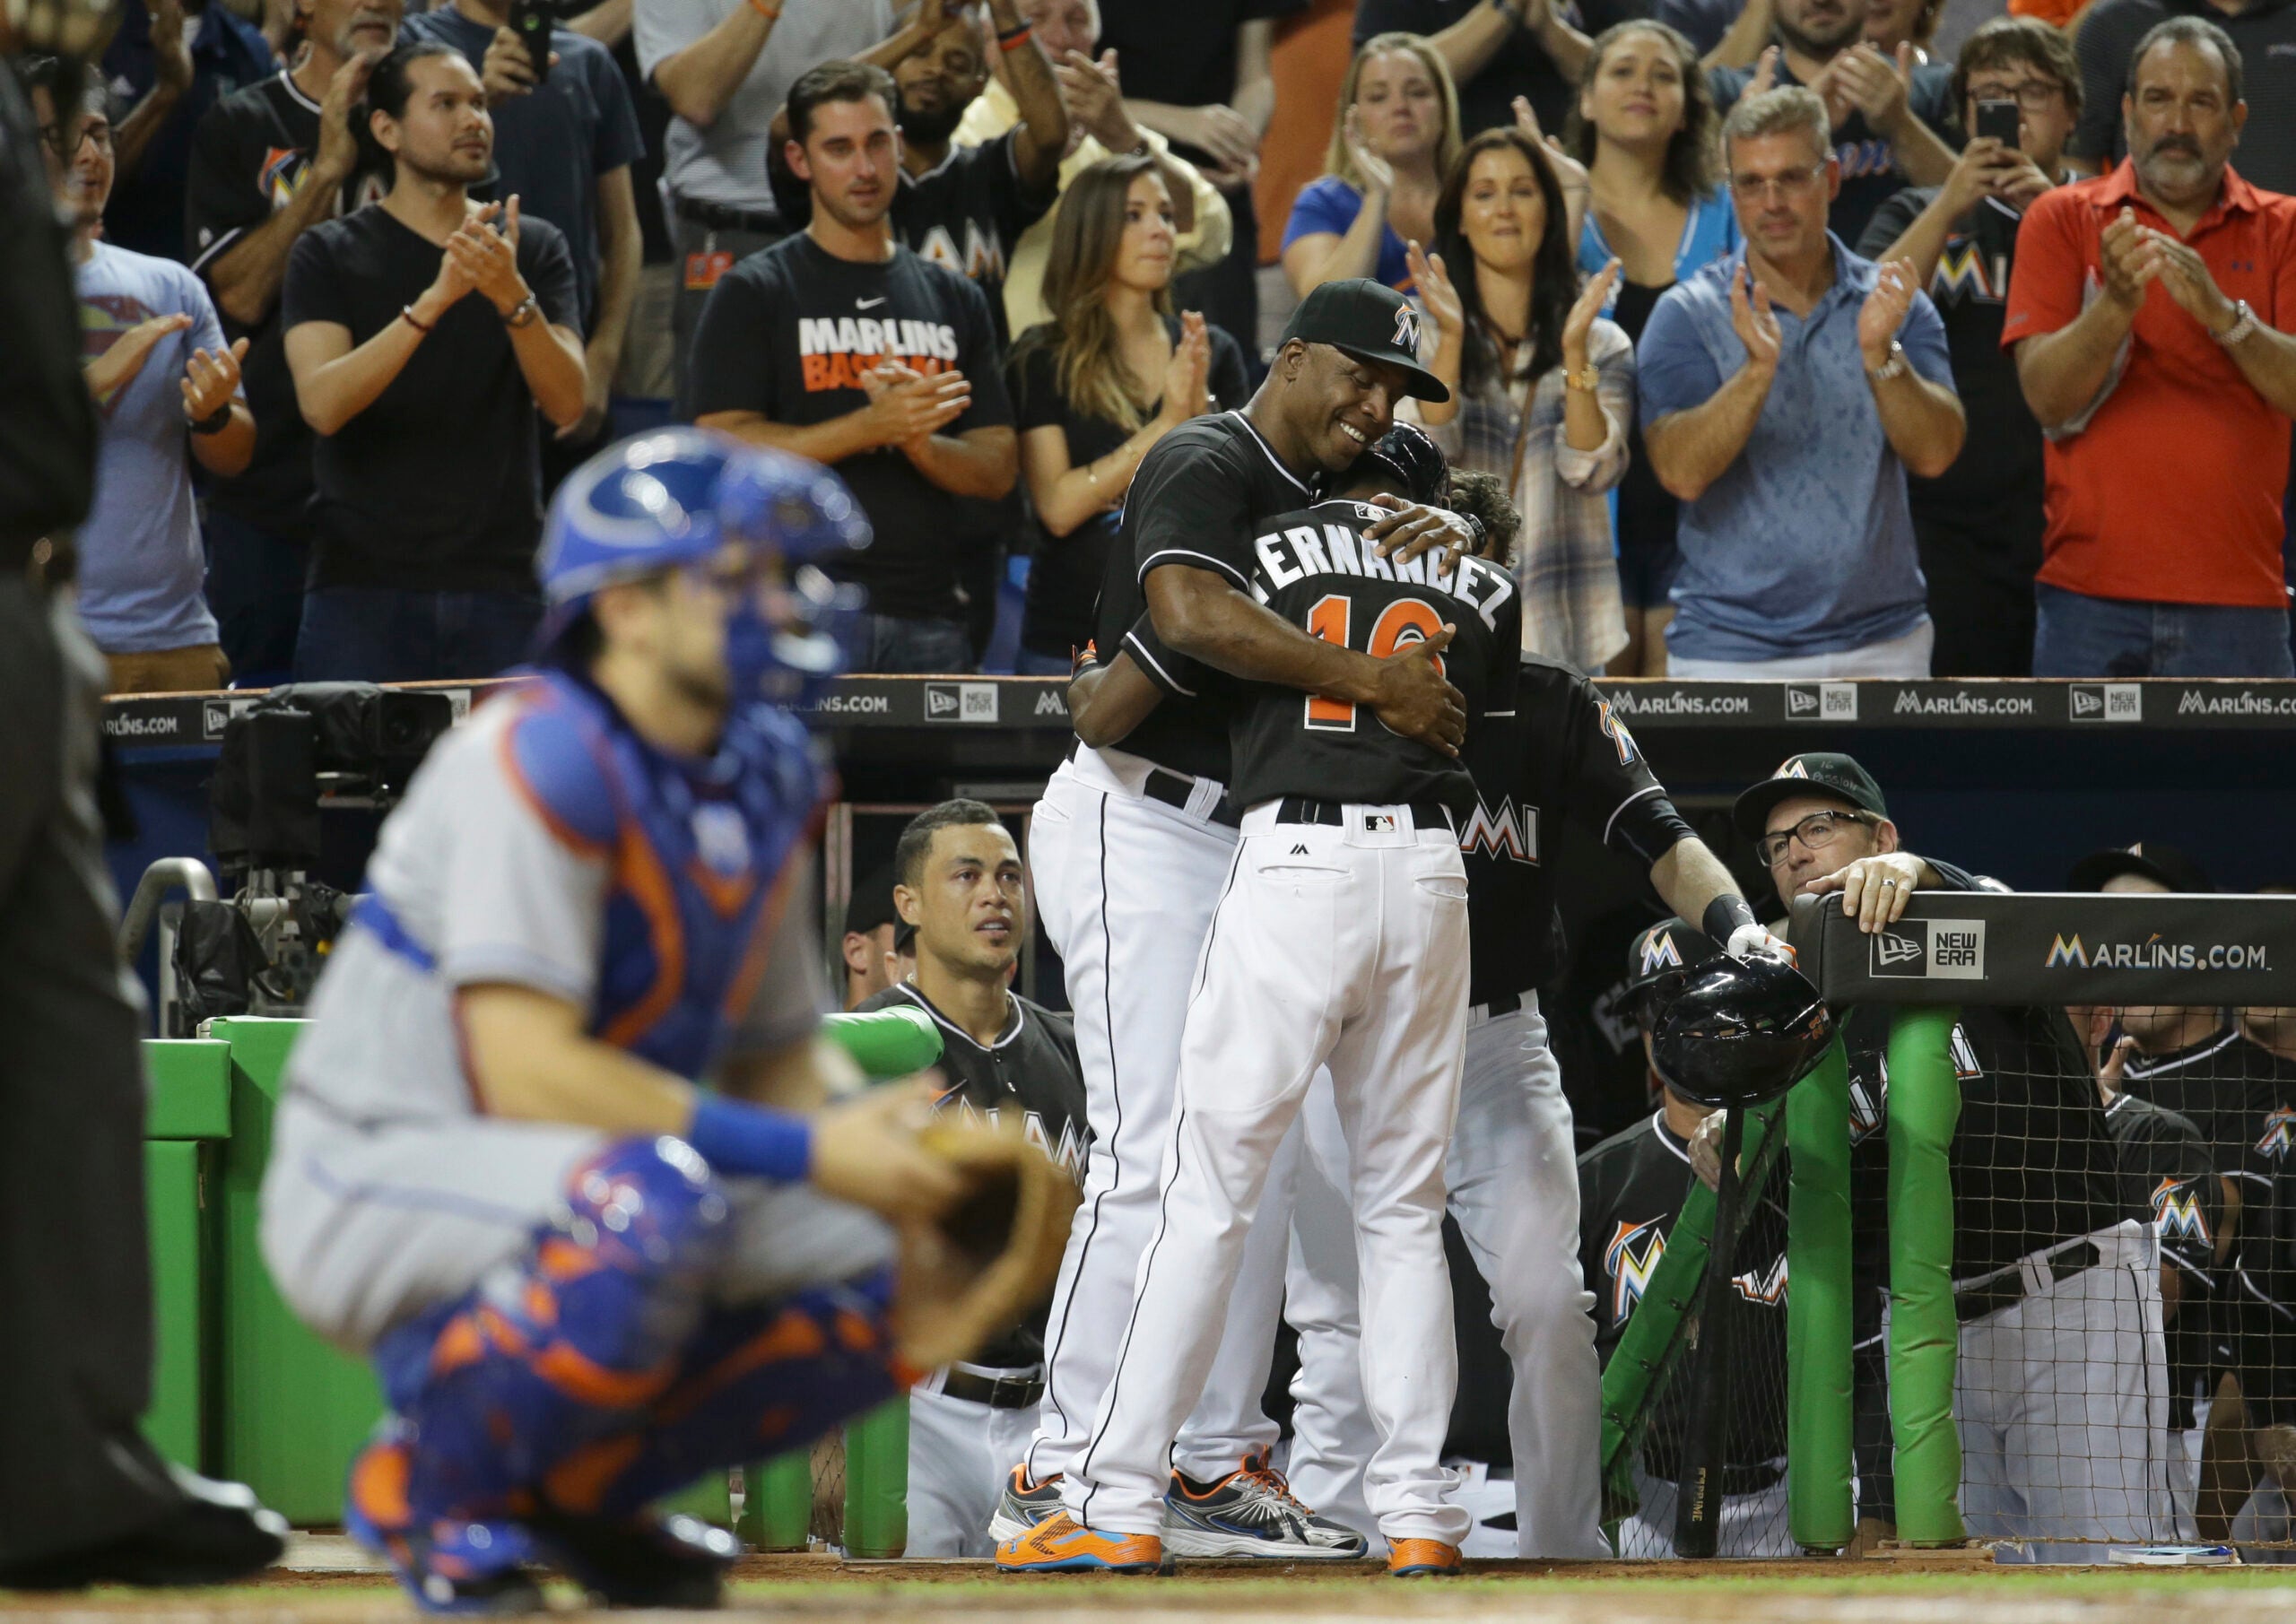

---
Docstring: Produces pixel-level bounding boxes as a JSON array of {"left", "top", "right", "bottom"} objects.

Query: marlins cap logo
[
  {"left": 1392, "top": 302, "right": 1422, "bottom": 352},
  {"left": 2152, "top": 1177, "right": 2211, "bottom": 1246},
  {"left": 1639, "top": 929, "right": 1683, "bottom": 979},
  {"left": 1776, "top": 756, "right": 1812, "bottom": 779}
]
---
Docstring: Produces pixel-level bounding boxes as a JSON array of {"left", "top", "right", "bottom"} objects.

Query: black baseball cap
[
  {"left": 1624, "top": 916, "right": 1718, "bottom": 999},
  {"left": 2066, "top": 841, "right": 2215, "bottom": 894},
  {"left": 1278, "top": 279, "right": 1450, "bottom": 404},
  {"left": 892, "top": 918, "right": 918, "bottom": 957},
  {"left": 842, "top": 866, "right": 900, "bottom": 938},
  {"left": 1733, "top": 751, "right": 1891, "bottom": 842}
]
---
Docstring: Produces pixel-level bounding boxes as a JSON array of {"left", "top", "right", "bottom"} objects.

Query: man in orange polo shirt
[{"left": 2005, "top": 16, "right": 2296, "bottom": 677}]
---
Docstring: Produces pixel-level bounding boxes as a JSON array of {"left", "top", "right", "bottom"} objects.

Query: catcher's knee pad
[{"left": 536, "top": 1135, "right": 732, "bottom": 1374}]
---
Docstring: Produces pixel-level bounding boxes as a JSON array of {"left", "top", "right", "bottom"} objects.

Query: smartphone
[
  {"left": 509, "top": 0, "right": 552, "bottom": 83},
  {"left": 1975, "top": 98, "right": 2021, "bottom": 151}
]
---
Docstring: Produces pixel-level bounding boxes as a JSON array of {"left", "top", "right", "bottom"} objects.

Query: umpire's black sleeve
[{"left": 0, "top": 65, "right": 97, "bottom": 567}]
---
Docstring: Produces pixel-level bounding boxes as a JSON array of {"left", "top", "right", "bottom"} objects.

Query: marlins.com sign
[{"left": 2044, "top": 934, "right": 2270, "bottom": 970}]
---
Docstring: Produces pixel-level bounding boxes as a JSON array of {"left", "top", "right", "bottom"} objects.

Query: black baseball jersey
[
  {"left": 2106, "top": 1090, "right": 2222, "bottom": 1426},
  {"left": 1103, "top": 411, "right": 1327, "bottom": 786},
  {"left": 1578, "top": 1112, "right": 1790, "bottom": 1479},
  {"left": 1459, "top": 658, "right": 1680, "bottom": 1007},
  {"left": 1216, "top": 499, "right": 1518, "bottom": 811},
  {"left": 856, "top": 981, "right": 1087, "bottom": 1370},
  {"left": 2118, "top": 1027, "right": 2296, "bottom": 1198}
]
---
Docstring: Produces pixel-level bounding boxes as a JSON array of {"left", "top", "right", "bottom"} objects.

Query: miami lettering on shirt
[
  {"left": 1247, "top": 501, "right": 1518, "bottom": 637},
  {"left": 796, "top": 315, "right": 960, "bottom": 393},
  {"left": 910, "top": 219, "right": 1008, "bottom": 285}
]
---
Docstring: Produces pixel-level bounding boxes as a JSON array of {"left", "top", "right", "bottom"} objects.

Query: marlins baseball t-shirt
[{"left": 687, "top": 234, "right": 1009, "bottom": 624}]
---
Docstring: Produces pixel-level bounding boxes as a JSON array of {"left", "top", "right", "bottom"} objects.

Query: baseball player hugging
[{"left": 1006, "top": 277, "right": 1521, "bottom": 1578}]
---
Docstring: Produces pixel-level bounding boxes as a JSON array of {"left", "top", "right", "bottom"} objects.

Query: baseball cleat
[
  {"left": 1386, "top": 1539, "right": 1463, "bottom": 1576},
  {"left": 987, "top": 1465, "right": 1066, "bottom": 1544},
  {"left": 1161, "top": 1448, "right": 1370, "bottom": 1560},
  {"left": 343, "top": 1437, "right": 545, "bottom": 1615},
  {"left": 995, "top": 1512, "right": 1168, "bottom": 1573},
  {"left": 532, "top": 1508, "right": 740, "bottom": 1609}
]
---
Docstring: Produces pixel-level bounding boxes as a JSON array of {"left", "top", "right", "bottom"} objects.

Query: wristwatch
[
  {"left": 186, "top": 402, "right": 233, "bottom": 436},
  {"left": 2213, "top": 298, "right": 2258, "bottom": 347},
  {"left": 501, "top": 295, "right": 540, "bottom": 329},
  {"left": 1865, "top": 340, "right": 1908, "bottom": 383}
]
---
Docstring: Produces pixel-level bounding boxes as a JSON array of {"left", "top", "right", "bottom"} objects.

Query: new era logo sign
[
  {"left": 2068, "top": 683, "right": 2141, "bottom": 723},
  {"left": 1784, "top": 683, "right": 1857, "bottom": 721},
  {"left": 924, "top": 682, "right": 999, "bottom": 723},
  {"left": 1869, "top": 918, "right": 1987, "bottom": 980}
]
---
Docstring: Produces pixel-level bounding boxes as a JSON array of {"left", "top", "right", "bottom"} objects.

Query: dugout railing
[{"left": 1599, "top": 890, "right": 2296, "bottom": 1555}]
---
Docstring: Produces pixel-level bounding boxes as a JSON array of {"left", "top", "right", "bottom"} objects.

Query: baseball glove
[{"left": 892, "top": 1118, "right": 1081, "bottom": 1371}]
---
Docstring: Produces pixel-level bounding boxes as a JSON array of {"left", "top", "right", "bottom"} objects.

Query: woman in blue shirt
[
  {"left": 1567, "top": 21, "right": 1735, "bottom": 675},
  {"left": 1280, "top": 30, "right": 1460, "bottom": 300}
]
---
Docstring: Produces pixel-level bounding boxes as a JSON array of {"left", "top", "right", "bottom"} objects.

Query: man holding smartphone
[{"left": 1858, "top": 16, "right": 2077, "bottom": 678}]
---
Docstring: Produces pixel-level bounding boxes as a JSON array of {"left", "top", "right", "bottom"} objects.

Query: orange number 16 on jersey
[{"left": 1305, "top": 595, "right": 1448, "bottom": 732}]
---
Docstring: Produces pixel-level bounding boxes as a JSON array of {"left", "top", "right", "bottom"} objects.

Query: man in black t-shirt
[
  {"left": 281, "top": 41, "right": 586, "bottom": 682},
  {"left": 1096, "top": 0, "right": 1295, "bottom": 359},
  {"left": 692, "top": 61, "right": 1013, "bottom": 673},
  {"left": 1735, "top": 752, "right": 2160, "bottom": 1548},
  {"left": 1709, "top": 0, "right": 1960, "bottom": 247},
  {"left": 1857, "top": 17, "right": 2079, "bottom": 676},
  {"left": 1584, "top": 920, "right": 1795, "bottom": 1558},
  {"left": 185, "top": 0, "right": 397, "bottom": 681},
  {"left": 855, "top": 802, "right": 1088, "bottom": 1559}
]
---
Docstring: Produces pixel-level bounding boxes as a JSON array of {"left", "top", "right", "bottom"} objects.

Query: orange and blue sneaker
[
  {"left": 343, "top": 1435, "right": 545, "bottom": 1614},
  {"left": 1386, "top": 1539, "right": 1463, "bottom": 1577},
  {"left": 995, "top": 1511, "right": 1168, "bottom": 1574}
]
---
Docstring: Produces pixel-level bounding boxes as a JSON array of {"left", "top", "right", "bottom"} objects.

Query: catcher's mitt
[{"left": 893, "top": 1118, "right": 1081, "bottom": 1371}]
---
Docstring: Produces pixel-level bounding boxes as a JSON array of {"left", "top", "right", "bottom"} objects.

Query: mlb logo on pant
[{"left": 1363, "top": 812, "right": 1398, "bottom": 833}]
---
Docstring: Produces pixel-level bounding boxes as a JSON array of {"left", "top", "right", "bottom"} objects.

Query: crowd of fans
[{"left": 30, "top": 0, "right": 2296, "bottom": 691}]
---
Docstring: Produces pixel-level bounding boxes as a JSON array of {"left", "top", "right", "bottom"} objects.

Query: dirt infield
[{"left": 5, "top": 1554, "right": 2296, "bottom": 1624}]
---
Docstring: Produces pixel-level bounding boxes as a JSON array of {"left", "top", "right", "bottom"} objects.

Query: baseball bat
[{"left": 1673, "top": 1106, "right": 1744, "bottom": 1559}]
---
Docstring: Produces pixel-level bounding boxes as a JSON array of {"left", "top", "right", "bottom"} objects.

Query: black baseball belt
[
  {"left": 674, "top": 195, "right": 782, "bottom": 235},
  {"left": 935, "top": 1367, "right": 1045, "bottom": 1410},
  {"left": 1140, "top": 764, "right": 1240, "bottom": 828},
  {"left": 1274, "top": 797, "right": 1456, "bottom": 832},
  {"left": 1953, "top": 1239, "right": 2102, "bottom": 1324}
]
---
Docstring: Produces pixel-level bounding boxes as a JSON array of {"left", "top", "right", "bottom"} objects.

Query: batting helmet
[
  {"left": 1648, "top": 952, "right": 1834, "bottom": 1109},
  {"left": 535, "top": 429, "right": 870, "bottom": 705}
]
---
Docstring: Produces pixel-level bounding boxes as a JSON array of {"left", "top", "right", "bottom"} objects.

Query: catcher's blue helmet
[{"left": 536, "top": 429, "right": 869, "bottom": 703}]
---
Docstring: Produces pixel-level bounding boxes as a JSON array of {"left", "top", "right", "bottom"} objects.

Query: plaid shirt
[{"left": 1416, "top": 318, "right": 1634, "bottom": 673}]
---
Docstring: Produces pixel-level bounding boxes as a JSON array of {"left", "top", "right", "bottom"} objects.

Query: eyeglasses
[
  {"left": 1756, "top": 808, "right": 1874, "bottom": 869},
  {"left": 1728, "top": 163, "right": 1825, "bottom": 202},
  {"left": 1966, "top": 80, "right": 2065, "bottom": 111},
  {"left": 41, "top": 120, "right": 113, "bottom": 156}
]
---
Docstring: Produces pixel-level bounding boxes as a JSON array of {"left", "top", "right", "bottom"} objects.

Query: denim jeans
[
  {"left": 1012, "top": 646, "right": 1073, "bottom": 676},
  {"left": 202, "top": 507, "right": 308, "bottom": 687},
  {"left": 2031, "top": 583, "right": 2296, "bottom": 678},
  {"left": 294, "top": 586, "right": 544, "bottom": 684},
  {"left": 850, "top": 612, "right": 974, "bottom": 674}
]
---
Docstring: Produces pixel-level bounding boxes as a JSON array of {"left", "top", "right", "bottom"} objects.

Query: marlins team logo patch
[
  {"left": 2153, "top": 1177, "right": 2211, "bottom": 1246},
  {"left": 1596, "top": 699, "right": 1639, "bottom": 766},
  {"left": 1732, "top": 1255, "right": 1787, "bottom": 1307},
  {"left": 2258, "top": 1106, "right": 2296, "bottom": 1162},
  {"left": 1605, "top": 1218, "right": 1667, "bottom": 1323}
]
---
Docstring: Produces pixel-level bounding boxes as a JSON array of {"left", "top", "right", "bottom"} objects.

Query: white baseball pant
[
  {"left": 1070, "top": 802, "right": 1473, "bottom": 1543},
  {"left": 906, "top": 1371, "right": 1043, "bottom": 1557},
  {"left": 1282, "top": 1001, "right": 1607, "bottom": 1558},
  {"left": 1954, "top": 1220, "right": 2178, "bottom": 1550},
  {"left": 1022, "top": 748, "right": 1289, "bottom": 1489}
]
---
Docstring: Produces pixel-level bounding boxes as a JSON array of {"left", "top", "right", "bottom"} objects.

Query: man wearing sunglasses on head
[{"left": 1736, "top": 751, "right": 2157, "bottom": 1555}]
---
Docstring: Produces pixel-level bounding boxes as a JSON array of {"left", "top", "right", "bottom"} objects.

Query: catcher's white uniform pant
[
  {"left": 1022, "top": 748, "right": 1289, "bottom": 1489},
  {"left": 1069, "top": 801, "right": 1472, "bottom": 1543},
  {"left": 1283, "top": 1001, "right": 1608, "bottom": 1558},
  {"left": 1954, "top": 1220, "right": 2178, "bottom": 1549},
  {"left": 906, "top": 1370, "right": 1043, "bottom": 1558},
  {"left": 1621, "top": 1462, "right": 1794, "bottom": 1557}
]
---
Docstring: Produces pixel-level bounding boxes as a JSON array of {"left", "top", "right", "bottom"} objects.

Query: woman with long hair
[
  {"left": 1406, "top": 126, "right": 1631, "bottom": 674},
  {"left": 1281, "top": 31, "right": 1462, "bottom": 299},
  {"left": 1566, "top": 20, "right": 1735, "bottom": 675},
  {"left": 1006, "top": 152, "right": 1248, "bottom": 674}
]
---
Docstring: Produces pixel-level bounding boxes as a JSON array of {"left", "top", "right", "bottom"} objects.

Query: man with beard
[
  {"left": 693, "top": 60, "right": 1015, "bottom": 673},
  {"left": 2006, "top": 17, "right": 2296, "bottom": 679},
  {"left": 187, "top": 0, "right": 398, "bottom": 682},
  {"left": 1709, "top": 0, "right": 1959, "bottom": 245},
  {"left": 280, "top": 39, "right": 586, "bottom": 681}
]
